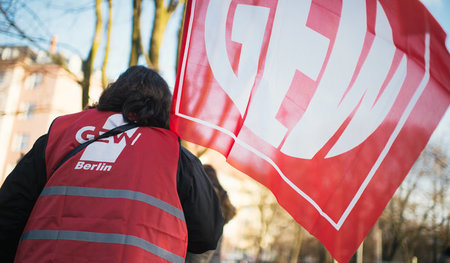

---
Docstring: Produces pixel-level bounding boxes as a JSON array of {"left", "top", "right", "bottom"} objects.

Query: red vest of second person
[{"left": 15, "top": 109, "right": 187, "bottom": 263}]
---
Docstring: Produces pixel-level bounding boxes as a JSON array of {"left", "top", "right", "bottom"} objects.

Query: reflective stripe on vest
[
  {"left": 23, "top": 185, "right": 186, "bottom": 262},
  {"left": 40, "top": 186, "right": 185, "bottom": 221},
  {"left": 20, "top": 230, "right": 184, "bottom": 263}
]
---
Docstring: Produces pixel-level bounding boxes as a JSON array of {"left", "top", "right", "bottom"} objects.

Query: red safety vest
[{"left": 15, "top": 109, "right": 188, "bottom": 263}]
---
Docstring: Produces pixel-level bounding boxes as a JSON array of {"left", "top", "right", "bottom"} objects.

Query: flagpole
[
  {"left": 374, "top": 221, "right": 382, "bottom": 263},
  {"left": 356, "top": 241, "right": 363, "bottom": 263}
]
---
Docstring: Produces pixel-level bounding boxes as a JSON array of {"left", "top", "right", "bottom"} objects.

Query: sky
[
  {"left": 409, "top": 0, "right": 450, "bottom": 150},
  {"left": 1, "top": 0, "right": 449, "bottom": 150}
]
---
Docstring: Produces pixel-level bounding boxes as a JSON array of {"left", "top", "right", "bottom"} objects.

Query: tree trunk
[
  {"left": 175, "top": 2, "right": 186, "bottom": 75},
  {"left": 374, "top": 221, "right": 382, "bottom": 263},
  {"left": 81, "top": 0, "right": 103, "bottom": 108},
  {"left": 289, "top": 225, "right": 304, "bottom": 263},
  {"left": 149, "top": 0, "right": 170, "bottom": 72},
  {"left": 101, "top": 0, "right": 113, "bottom": 89},
  {"left": 129, "top": 0, "right": 143, "bottom": 66}
]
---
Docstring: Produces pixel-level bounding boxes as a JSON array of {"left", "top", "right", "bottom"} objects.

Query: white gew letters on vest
[
  {"left": 205, "top": 0, "right": 407, "bottom": 159},
  {"left": 80, "top": 114, "right": 138, "bottom": 163}
]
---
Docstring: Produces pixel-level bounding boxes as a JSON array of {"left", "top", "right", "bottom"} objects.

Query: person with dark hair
[
  {"left": 0, "top": 66, "right": 224, "bottom": 263},
  {"left": 186, "top": 164, "right": 236, "bottom": 263},
  {"left": 94, "top": 65, "right": 172, "bottom": 128},
  {"left": 202, "top": 164, "right": 236, "bottom": 226}
]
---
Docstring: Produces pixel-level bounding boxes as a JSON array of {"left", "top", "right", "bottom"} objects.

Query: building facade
[{"left": 0, "top": 46, "right": 101, "bottom": 183}]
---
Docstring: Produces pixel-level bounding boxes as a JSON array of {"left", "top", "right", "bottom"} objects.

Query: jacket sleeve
[
  {"left": 0, "top": 135, "right": 48, "bottom": 263},
  {"left": 177, "top": 146, "right": 224, "bottom": 254}
]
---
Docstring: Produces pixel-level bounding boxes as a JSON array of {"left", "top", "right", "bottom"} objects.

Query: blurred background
[{"left": 0, "top": 0, "right": 448, "bottom": 262}]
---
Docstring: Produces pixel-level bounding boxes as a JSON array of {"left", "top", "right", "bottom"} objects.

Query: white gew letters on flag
[
  {"left": 205, "top": 0, "right": 270, "bottom": 115},
  {"left": 282, "top": 1, "right": 407, "bottom": 158},
  {"left": 205, "top": 0, "right": 409, "bottom": 159},
  {"left": 205, "top": 0, "right": 330, "bottom": 144},
  {"left": 243, "top": 0, "right": 329, "bottom": 148}
]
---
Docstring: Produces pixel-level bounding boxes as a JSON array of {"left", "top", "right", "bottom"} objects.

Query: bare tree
[
  {"left": 0, "top": 1, "right": 47, "bottom": 51},
  {"left": 129, "top": 0, "right": 143, "bottom": 67},
  {"left": 175, "top": 2, "right": 186, "bottom": 74},
  {"left": 235, "top": 183, "right": 305, "bottom": 263},
  {"left": 379, "top": 144, "right": 449, "bottom": 262},
  {"left": 148, "top": 0, "right": 184, "bottom": 71},
  {"left": 80, "top": 0, "right": 103, "bottom": 108},
  {"left": 1, "top": 0, "right": 106, "bottom": 108},
  {"left": 101, "top": 0, "right": 113, "bottom": 89},
  {"left": 129, "top": 0, "right": 184, "bottom": 71},
  {"left": 253, "top": 188, "right": 278, "bottom": 263},
  {"left": 421, "top": 146, "right": 449, "bottom": 263}
]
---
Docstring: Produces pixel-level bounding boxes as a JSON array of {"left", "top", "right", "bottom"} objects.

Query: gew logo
[
  {"left": 75, "top": 114, "right": 141, "bottom": 163},
  {"left": 205, "top": 0, "right": 412, "bottom": 159}
]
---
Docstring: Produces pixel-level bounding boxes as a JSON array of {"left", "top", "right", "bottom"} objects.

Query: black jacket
[{"left": 0, "top": 134, "right": 224, "bottom": 262}]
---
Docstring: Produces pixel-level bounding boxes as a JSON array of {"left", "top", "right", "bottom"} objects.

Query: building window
[
  {"left": 1, "top": 48, "right": 11, "bottom": 60},
  {"left": 26, "top": 73, "right": 43, "bottom": 89},
  {"left": 18, "top": 103, "right": 36, "bottom": 119},
  {"left": 13, "top": 134, "right": 30, "bottom": 152},
  {"left": 11, "top": 49, "right": 20, "bottom": 59},
  {"left": 25, "top": 103, "right": 36, "bottom": 119},
  {"left": 27, "top": 104, "right": 36, "bottom": 118}
]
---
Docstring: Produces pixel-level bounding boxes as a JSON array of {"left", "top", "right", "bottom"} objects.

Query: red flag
[{"left": 170, "top": 0, "right": 450, "bottom": 261}]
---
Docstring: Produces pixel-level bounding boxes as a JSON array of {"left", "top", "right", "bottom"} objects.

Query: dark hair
[
  {"left": 203, "top": 164, "right": 225, "bottom": 193},
  {"left": 203, "top": 164, "right": 237, "bottom": 224},
  {"left": 96, "top": 65, "right": 172, "bottom": 129}
]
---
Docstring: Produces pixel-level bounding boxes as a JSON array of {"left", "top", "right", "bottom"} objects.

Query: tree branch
[{"left": 0, "top": 5, "right": 46, "bottom": 51}]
